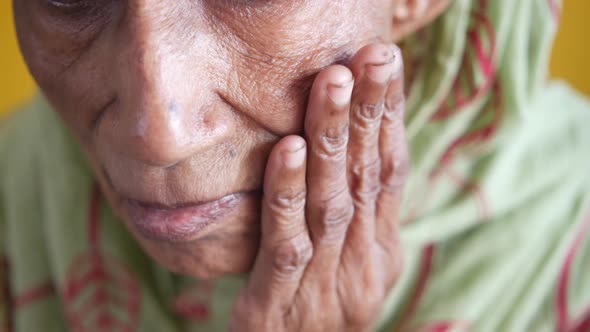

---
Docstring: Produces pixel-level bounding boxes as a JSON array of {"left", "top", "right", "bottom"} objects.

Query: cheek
[
  {"left": 14, "top": 1, "right": 109, "bottom": 82},
  {"left": 14, "top": 2, "right": 114, "bottom": 141},
  {"left": 227, "top": 57, "right": 318, "bottom": 136},
  {"left": 222, "top": 3, "right": 391, "bottom": 136}
]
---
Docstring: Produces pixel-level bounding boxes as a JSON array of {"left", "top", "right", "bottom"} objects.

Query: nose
[{"left": 102, "top": 5, "right": 231, "bottom": 167}]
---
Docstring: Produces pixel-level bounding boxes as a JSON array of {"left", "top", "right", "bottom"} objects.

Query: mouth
[{"left": 124, "top": 191, "right": 258, "bottom": 242}]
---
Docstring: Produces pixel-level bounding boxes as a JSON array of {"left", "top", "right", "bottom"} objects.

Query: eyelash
[
  {"left": 44, "top": 0, "right": 107, "bottom": 17},
  {"left": 42, "top": 0, "right": 277, "bottom": 25},
  {"left": 46, "top": 0, "right": 89, "bottom": 10}
]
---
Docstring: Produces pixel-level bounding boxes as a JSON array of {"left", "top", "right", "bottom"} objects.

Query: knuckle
[
  {"left": 320, "top": 181, "right": 350, "bottom": 205},
  {"left": 269, "top": 187, "right": 306, "bottom": 215},
  {"left": 352, "top": 188, "right": 380, "bottom": 209},
  {"left": 308, "top": 184, "right": 353, "bottom": 244},
  {"left": 382, "top": 153, "right": 410, "bottom": 193},
  {"left": 313, "top": 124, "right": 349, "bottom": 159},
  {"left": 318, "top": 200, "right": 354, "bottom": 240},
  {"left": 384, "top": 93, "right": 405, "bottom": 124},
  {"left": 352, "top": 157, "right": 382, "bottom": 178},
  {"left": 272, "top": 235, "right": 313, "bottom": 277},
  {"left": 351, "top": 158, "right": 382, "bottom": 203},
  {"left": 352, "top": 102, "right": 384, "bottom": 130},
  {"left": 322, "top": 198, "right": 354, "bottom": 227}
]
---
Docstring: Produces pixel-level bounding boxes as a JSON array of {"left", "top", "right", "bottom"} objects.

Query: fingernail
[
  {"left": 414, "top": 0, "right": 428, "bottom": 18},
  {"left": 281, "top": 141, "right": 306, "bottom": 168},
  {"left": 365, "top": 60, "right": 395, "bottom": 84},
  {"left": 394, "top": 5, "right": 410, "bottom": 20},
  {"left": 327, "top": 80, "right": 354, "bottom": 106}
]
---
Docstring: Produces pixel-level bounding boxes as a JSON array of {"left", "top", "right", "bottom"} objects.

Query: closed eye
[{"left": 45, "top": 0, "right": 87, "bottom": 9}]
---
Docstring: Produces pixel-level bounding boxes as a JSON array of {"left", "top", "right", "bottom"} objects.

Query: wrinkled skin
[{"left": 14, "top": 0, "right": 449, "bottom": 330}]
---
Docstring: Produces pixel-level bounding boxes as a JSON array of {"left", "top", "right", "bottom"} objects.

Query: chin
[
  {"left": 136, "top": 233, "right": 260, "bottom": 279},
  {"left": 115, "top": 194, "right": 262, "bottom": 279}
]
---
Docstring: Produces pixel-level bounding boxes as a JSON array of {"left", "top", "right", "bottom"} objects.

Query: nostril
[
  {"left": 101, "top": 92, "right": 233, "bottom": 168},
  {"left": 168, "top": 101, "right": 178, "bottom": 114}
]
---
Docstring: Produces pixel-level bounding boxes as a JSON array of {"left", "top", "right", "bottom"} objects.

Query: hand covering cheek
[{"left": 2, "top": 0, "right": 590, "bottom": 331}]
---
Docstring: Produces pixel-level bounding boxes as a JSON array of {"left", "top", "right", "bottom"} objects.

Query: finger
[
  {"left": 377, "top": 45, "right": 409, "bottom": 251},
  {"left": 334, "top": 45, "right": 397, "bottom": 319},
  {"left": 346, "top": 43, "right": 397, "bottom": 244},
  {"left": 245, "top": 136, "right": 312, "bottom": 311},
  {"left": 304, "top": 65, "right": 355, "bottom": 274}
]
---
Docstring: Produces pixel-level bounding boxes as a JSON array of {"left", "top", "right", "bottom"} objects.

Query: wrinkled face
[{"left": 14, "top": 0, "right": 446, "bottom": 278}]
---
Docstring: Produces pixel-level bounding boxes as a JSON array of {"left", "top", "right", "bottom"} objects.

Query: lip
[{"left": 124, "top": 192, "right": 253, "bottom": 242}]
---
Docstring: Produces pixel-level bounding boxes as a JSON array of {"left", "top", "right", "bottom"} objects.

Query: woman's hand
[{"left": 230, "top": 43, "right": 408, "bottom": 332}]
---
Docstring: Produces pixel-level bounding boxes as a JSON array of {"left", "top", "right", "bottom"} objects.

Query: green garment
[{"left": 2, "top": 0, "right": 590, "bottom": 331}]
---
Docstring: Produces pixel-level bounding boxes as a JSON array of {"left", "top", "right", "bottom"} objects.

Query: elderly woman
[{"left": 1, "top": 0, "right": 589, "bottom": 331}]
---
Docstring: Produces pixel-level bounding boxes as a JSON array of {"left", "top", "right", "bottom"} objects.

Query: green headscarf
[{"left": 2, "top": 0, "right": 590, "bottom": 331}]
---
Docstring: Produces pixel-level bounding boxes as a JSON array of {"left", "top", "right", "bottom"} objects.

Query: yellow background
[{"left": 1, "top": 1, "right": 588, "bottom": 114}]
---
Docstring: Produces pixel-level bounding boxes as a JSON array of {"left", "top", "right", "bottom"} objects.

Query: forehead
[
  {"left": 136, "top": 2, "right": 379, "bottom": 41},
  {"left": 16, "top": 1, "right": 388, "bottom": 54},
  {"left": 14, "top": 0, "right": 389, "bottom": 95}
]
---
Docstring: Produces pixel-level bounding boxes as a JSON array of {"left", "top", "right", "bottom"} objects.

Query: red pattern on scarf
[
  {"left": 13, "top": 282, "right": 55, "bottom": 310},
  {"left": 172, "top": 281, "right": 213, "bottom": 321},
  {"left": 413, "top": 320, "right": 470, "bottom": 332},
  {"left": 392, "top": 244, "right": 436, "bottom": 331},
  {"left": 431, "top": 5, "right": 497, "bottom": 121},
  {"left": 555, "top": 208, "right": 590, "bottom": 332},
  {"left": 403, "top": 0, "right": 500, "bottom": 226},
  {"left": 63, "top": 184, "right": 141, "bottom": 332}
]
